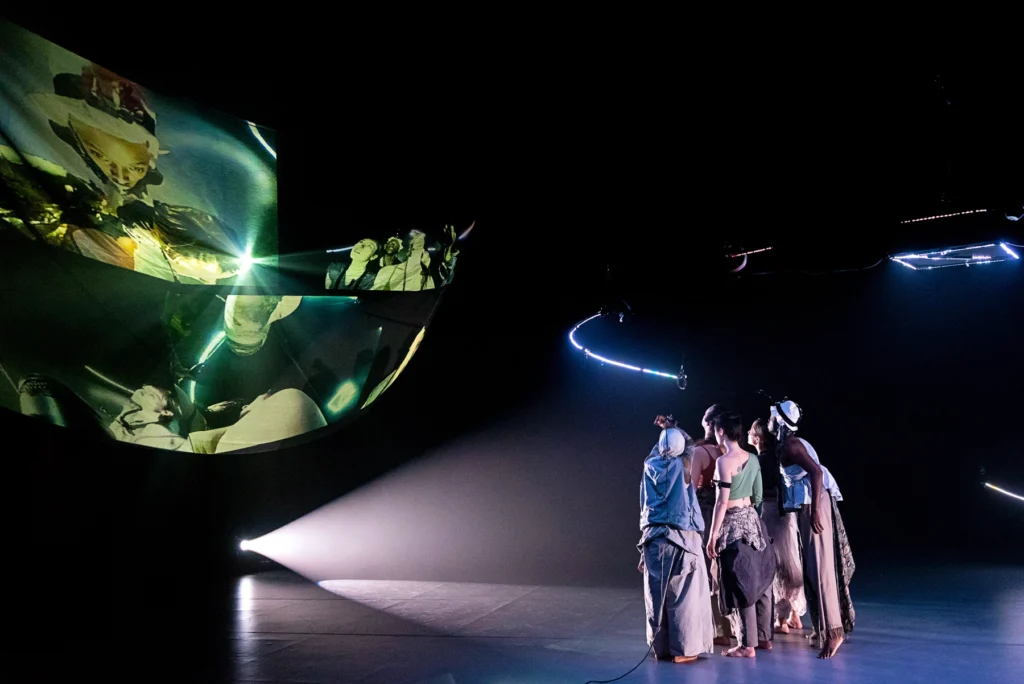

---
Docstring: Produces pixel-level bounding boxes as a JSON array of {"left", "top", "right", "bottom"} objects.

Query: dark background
[{"left": 1, "top": 10, "right": 1023, "bottom": 666}]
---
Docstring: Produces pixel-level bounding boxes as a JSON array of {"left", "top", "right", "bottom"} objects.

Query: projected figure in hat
[
  {"left": 748, "top": 417, "right": 807, "bottom": 635},
  {"left": 704, "top": 411, "right": 776, "bottom": 659},
  {"left": 0, "top": 63, "right": 243, "bottom": 283},
  {"left": 770, "top": 398, "right": 855, "bottom": 659},
  {"left": 637, "top": 414, "right": 713, "bottom": 663}
]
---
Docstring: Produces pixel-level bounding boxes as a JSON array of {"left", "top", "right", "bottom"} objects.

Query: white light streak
[
  {"left": 891, "top": 258, "right": 918, "bottom": 270},
  {"left": 1001, "top": 243, "right": 1021, "bottom": 259},
  {"left": 0, "top": 364, "right": 15, "bottom": 392},
  {"left": 248, "top": 122, "right": 277, "bottom": 160},
  {"left": 568, "top": 313, "right": 678, "bottom": 381},
  {"left": 83, "top": 366, "right": 135, "bottom": 394},
  {"left": 188, "top": 330, "right": 227, "bottom": 403},
  {"left": 984, "top": 482, "right": 1024, "bottom": 503},
  {"left": 728, "top": 246, "right": 772, "bottom": 258},
  {"left": 899, "top": 209, "right": 987, "bottom": 224}
]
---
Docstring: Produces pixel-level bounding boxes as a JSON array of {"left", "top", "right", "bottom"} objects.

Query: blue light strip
[{"left": 568, "top": 313, "right": 678, "bottom": 380}]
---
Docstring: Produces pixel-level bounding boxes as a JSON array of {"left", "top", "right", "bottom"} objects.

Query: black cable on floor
[
  {"left": 583, "top": 641, "right": 655, "bottom": 684},
  {"left": 584, "top": 539, "right": 670, "bottom": 684}
]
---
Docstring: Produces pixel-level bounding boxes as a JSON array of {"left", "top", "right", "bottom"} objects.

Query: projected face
[
  {"left": 351, "top": 239, "right": 377, "bottom": 262},
  {"left": 0, "top": 22, "right": 279, "bottom": 285},
  {"left": 70, "top": 115, "right": 152, "bottom": 190},
  {"left": 130, "top": 385, "right": 173, "bottom": 416}
]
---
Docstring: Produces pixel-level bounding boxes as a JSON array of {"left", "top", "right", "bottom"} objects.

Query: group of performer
[{"left": 638, "top": 399, "right": 855, "bottom": 664}]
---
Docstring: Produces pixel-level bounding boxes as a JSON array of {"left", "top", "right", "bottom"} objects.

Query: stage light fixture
[
  {"left": 568, "top": 312, "right": 683, "bottom": 384},
  {"left": 240, "top": 539, "right": 252, "bottom": 551},
  {"left": 889, "top": 241, "right": 1022, "bottom": 271}
]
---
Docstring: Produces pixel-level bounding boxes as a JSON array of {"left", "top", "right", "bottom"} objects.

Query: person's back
[
  {"left": 640, "top": 453, "right": 702, "bottom": 532},
  {"left": 780, "top": 436, "right": 842, "bottom": 510},
  {"left": 716, "top": 450, "right": 761, "bottom": 510}
]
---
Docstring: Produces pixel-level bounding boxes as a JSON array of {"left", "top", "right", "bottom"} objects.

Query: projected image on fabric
[
  {"left": 325, "top": 224, "right": 460, "bottom": 291},
  {"left": 0, "top": 241, "right": 435, "bottom": 453},
  {"left": 0, "top": 20, "right": 277, "bottom": 284}
]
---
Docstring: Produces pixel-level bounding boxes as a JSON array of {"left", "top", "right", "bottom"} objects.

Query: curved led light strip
[
  {"left": 899, "top": 208, "right": 987, "bottom": 224},
  {"left": 568, "top": 313, "right": 678, "bottom": 380},
  {"left": 984, "top": 482, "right": 1024, "bottom": 503}
]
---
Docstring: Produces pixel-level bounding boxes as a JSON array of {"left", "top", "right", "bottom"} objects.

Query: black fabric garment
[
  {"left": 758, "top": 450, "right": 779, "bottom": 501},
  {"left": 718, "top": 520, "right": 776, "bottom": 612}
]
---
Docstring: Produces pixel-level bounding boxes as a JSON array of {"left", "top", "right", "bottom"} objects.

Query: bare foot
[
  {"left": 723, "top": 646, "right": 756, "bottom": 658},
  {"left": 818, "top": 635, "right": 845, "bottom": 659},
  {"left": 757, "top": 640, "right": 772, "bottom": 650},
  {"left": 713, "top": 636, "right": 732, "bottom": 646},
  {"left": 776, "top": 621, "right": 790, "bottom": 634},
  {"left": 806, "top": 632, "right": 818, "bottom": 648},
  {"left": 789, "top": 614, "right": 803, "bottom": 630},
  {"left": 672, "top": 655, "right": 698, "bottom": 664}
]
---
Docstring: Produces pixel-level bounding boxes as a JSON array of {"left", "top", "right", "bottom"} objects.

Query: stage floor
[{"left": 218, "top": 562, "right": 1024, "bottom": 683}]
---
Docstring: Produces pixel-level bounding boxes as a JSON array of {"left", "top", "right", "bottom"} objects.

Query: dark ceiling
[{"left": 4, "top": 13, "right": 1023, "bottom": 290}]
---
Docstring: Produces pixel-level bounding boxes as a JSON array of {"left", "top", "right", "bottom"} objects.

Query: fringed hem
[{"left": 824, "top": 626, "right": 846, "bottom": 641}]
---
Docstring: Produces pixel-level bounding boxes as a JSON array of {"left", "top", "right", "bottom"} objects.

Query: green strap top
[{"left": 727, "top": 454, "right": 763, "bottom": 507}]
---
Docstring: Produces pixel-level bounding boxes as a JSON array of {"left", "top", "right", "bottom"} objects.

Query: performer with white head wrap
[{"left": 770, "top": 398, "right": 855, "bottom": 659}]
